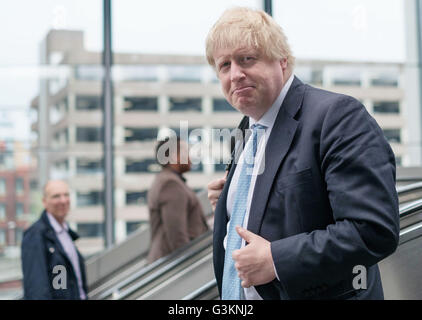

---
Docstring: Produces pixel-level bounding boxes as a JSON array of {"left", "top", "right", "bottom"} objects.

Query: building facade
[{"left": 0, "top": 141, "right": 32, "bottom": 255}]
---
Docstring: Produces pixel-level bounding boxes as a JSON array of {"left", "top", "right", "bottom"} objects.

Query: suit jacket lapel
[{"left": 247, "top": 77, "right": 306, "bottom": 235}]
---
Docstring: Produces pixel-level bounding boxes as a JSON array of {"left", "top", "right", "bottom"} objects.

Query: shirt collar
[
  {"left": 249, "top": 73, "right": 295, "bottom": 129},
  {"left": 47, "top": 212, "right": 69, "bottom": 234}
]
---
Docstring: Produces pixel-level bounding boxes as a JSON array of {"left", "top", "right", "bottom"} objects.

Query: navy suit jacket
[
  {"left": 21, "top": 211, "right": 88, "bottom": 300},
  {"left": 213, "top": 77, "right": 400, "bottom": 300}
]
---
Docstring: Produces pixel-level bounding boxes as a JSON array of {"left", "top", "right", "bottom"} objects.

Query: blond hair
[{"left": 206, "top": 7, "right": 295, "bottom": 73}]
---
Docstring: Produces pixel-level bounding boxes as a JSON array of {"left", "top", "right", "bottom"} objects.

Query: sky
[{"left": 0, "top": 0, "right": 408, "bottom": 140}]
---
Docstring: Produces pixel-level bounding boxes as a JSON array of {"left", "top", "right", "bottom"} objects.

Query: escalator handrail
[
  {"left": 116, "top": 232, "right": 214, "bottom": 300},
  {"left": 182, "top": 279, "right": 217, "bottom": 300},
  {"left": 399, "top": 198, "right": 422, "bottom": 219},
  {"left": 397, "top": 181, "right": 422, "bottom": 196}
]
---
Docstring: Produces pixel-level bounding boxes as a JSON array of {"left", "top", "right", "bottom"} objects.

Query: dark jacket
[
  {"left": 214, "top": 77, "right": 400, "bottom": 300},
  {"left": 21, "top": 211, "right": 88, "bottom": 300}
]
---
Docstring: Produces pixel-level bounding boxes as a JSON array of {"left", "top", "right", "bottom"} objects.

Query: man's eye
[
  {"left": 219, "top": 62, "right": 230, "bottom": 70},
  {"left": 242, "top": 56, "right": 254, "bottom": 63}
]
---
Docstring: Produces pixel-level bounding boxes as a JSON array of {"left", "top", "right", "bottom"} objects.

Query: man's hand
[
  {"left": 207, "top": 171, "right": 228, "bottom": 211},
  {"left": 233, "top": 226, "right": 276, "bottom": 288}
]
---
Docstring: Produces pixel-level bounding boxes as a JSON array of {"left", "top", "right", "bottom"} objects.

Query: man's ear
[{"left": 280, "top": 58, "right": 288, "bottom": 70}]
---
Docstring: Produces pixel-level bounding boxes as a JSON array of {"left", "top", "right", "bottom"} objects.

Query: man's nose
[
  {"left": 230, "top": 62, "right": 245, "bottom": 82},
  {"left": 59, "top": 195, "right": 69, "bottom": 203}
]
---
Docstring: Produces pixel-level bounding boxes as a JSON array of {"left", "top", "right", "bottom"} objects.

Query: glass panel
[
  {"left": 111, "top": 0, "right": 262, "bottom": 258},
  {"left": 0, "top": 0, "right": 103, "bottom": 298}
]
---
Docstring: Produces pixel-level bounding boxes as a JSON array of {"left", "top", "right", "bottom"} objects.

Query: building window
[
  {"left": 54, "top": 129, "right": 69, "bottom": 145},
  {"left": 52, "top": 160, "right": 69, "bottom": 177},
  {"left": 75, "top": 65, "right": 103, "bottom": 81},
  {"left": 395, "top": 156, "right": 402, "bottom": 166},
  {"left": 77, "top": 223, "right": 103, "bottom": 238},
  {"left": 213, "top": 98, "right": 234, "bottom": 112},
  {"left": 15, "top": 228, "right": 24, "bottom": 244},
  {"left": 115, "top": 65, "right": 158, "bottom": 82},
  {"left": 168, "top": 65, "right": 201, "bottom": 82},
  {"left": 126, "top": 191, "right": 148, "bottom": 205},
  {"left": 125, "top": 127, "right": 158, "bottom": 142},
  {"left": 170, "top": 127, "right": 203, "bottom": 143},
  {"left": 0, "top": 178, "right": 5, "bottom": 195},
  {"left": 383, "top": 129, "right": 401, "bottom": 143},
  {"left": 77, "top": 159, "right": 103, "bottom": 175},
  {"left": 332, "top": 78, "right": 361, "bottom": 86},
  {"left": 373, "top": 101, "right": 400, "bottom": 114},
  {"left": 169, "top": 97, "right": 201, "bottom": 112},
  {"left": 16, "top": 177, "right": 24, "bottom": 195},
  {"left": 295, "top": 67, "right": 323, "bottom": 86},
  {"left": 330, "top": 67, "right": 361, "bottom": 86},
  {"left": 0, "top": 229, "right": 5, "bottom": 245},
  {"left": 190, "top": 162, "right": 203, "bottom": 173},
  {"left": 371, "top": 74, "right": 398, "bottom": 87},
  {"left": 124, "top": 97, "right": 158, "bottom": 112},
  {"left": 126, "top": 221, "right": 148, "bottom": 235},
  {"left": 16, "top": 203, "right": 24, "bottom": 217},
  {"left": 76, "top": 96, "right": 101, "bottom": 110},
  {"left": 0, "top": 203, "right": 6, "bottom": 220},
  {"left": 76, "top": 127, "right": 102, "bottom": 143},
  {"left": 126, "top": 221, "right": 146, "bottom": 235},
  {"left": 30, "top": 179, "right": 38, "bottom": 190},
  {"left": 76, "top": 191, "right": 103, "bottom": 207},
  {"left": 125, "top": 159, "right": 160, "bottom": 173},
  {"left": 214, "top": 163, "right": 227, "bottom": 172}
]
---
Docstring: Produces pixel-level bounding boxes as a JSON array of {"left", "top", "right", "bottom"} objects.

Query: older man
[
  {"left": 21, "top": 180, "right": 87, "bottom": 300},
  {"left": 207, "top": 7, "right": 399, "bottom": 300}
]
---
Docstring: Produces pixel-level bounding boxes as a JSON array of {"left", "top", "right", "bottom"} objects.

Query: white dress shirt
[
  {"left": 47, "top": 213, "right": 86, "bottom": 300},
  {"left": 224, "top": 73, "right": 295, "bottom": 299}
]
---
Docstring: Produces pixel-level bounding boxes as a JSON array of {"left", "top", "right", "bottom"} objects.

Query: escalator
[
  {"left": 397, "top": 181, "right": 422, "bottom": 205},
  {"left": 96, "top": 230, "right": 213, "bottom": 300},
  {"left": 89, "top": 184, "right": 422, "bottom": 300},
  {"left": 123, "top": 197, "right": 422, "bottom": 300},
  {"left": 86, "top": 190, "right": 213, "bottom": 299}
]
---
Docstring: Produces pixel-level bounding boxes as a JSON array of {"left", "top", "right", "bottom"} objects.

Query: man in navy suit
[{"left": 206, "top": 7, "right": 399, "bottom": 300}]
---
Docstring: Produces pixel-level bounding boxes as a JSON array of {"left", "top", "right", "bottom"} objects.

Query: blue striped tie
[{"left": 221, "top": 123, "right": 267, "bottom": 300}]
